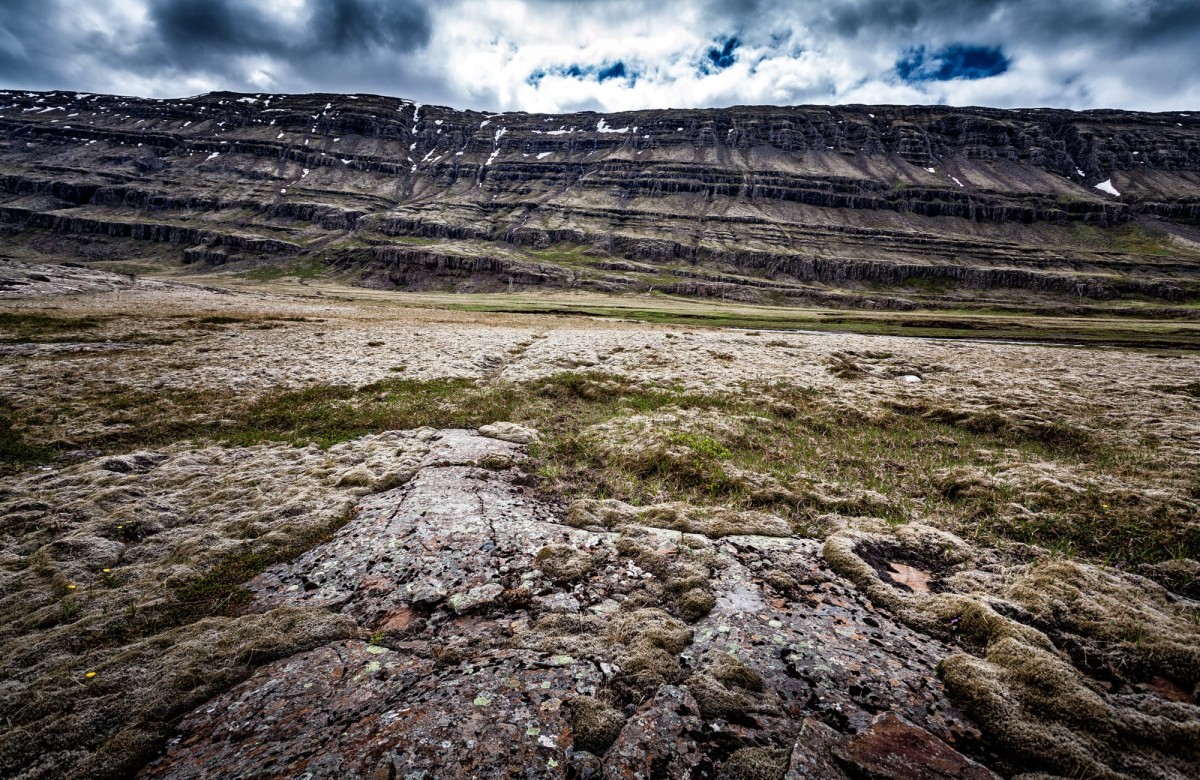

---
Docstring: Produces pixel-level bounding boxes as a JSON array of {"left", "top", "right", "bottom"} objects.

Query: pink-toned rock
[
  {"left": 602, "top": 686, "right": 705, "bottom": 779},
  {"left": 139, "top": 430, "right": 996, "bottom": 780},
  {"left": 785, "top": 718, "right": 851, "bottom": 779},
  {"left": 832, "top": 713, "right": 1000, "bottom": 779},
  {"left": 886, "top": 561, "right": 932, "bottom": 593},
  {"left": 376, "top": 606, "right": 417, "bottom": 633}
]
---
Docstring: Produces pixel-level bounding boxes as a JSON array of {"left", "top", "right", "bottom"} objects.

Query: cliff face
[{"left": 1, "top": 89, "right": 1199, "bottom": 306}]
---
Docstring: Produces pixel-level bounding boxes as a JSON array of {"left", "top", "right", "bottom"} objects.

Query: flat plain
[{"left": 1, "top": 261, "right": 1198, "bottom": 779}]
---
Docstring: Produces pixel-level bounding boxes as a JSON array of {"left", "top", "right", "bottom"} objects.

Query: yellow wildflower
[{"left": 85, "top": 671, "right": 97, "bottom": 679}]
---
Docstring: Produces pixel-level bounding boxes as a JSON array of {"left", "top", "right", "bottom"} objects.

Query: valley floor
[{"left": 1, "top": 261, "right": 1198, "bottom": 779}]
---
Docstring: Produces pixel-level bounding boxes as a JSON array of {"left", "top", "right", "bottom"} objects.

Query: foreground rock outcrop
[
  {"left": 120, "top": 428, "right": 1194, "bottom": 780},
  {"left": 139, "top": 429, "right": 995, "bottom": 779}
]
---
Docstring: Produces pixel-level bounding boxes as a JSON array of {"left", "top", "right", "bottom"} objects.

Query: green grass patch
[
  {"left": 943, "top": 473, "right": 1197, "bottom": 565},
  {"left": 220, "top": 378, "right": 523, "bottom": 448},
  {"left": 1065, "top": 222, "right": 1180, "bottom": 256},
  {"left": 239, "top": 257, "right": 330, "bottom": 281},
  {"left": 166, "top": 508, "right": 355, "bottom": 622},
  {"left": 6, "top": 371, "right": 1191, "bottom": 564},
  {"left": 196, "top": 315, "right": 244, "bottom": 325},
  {"left": 0, "top": 404, "right": 55, "bottom": 472},
  {"left": 1153, "top": 381, "right": 1200, "bottom": 398},
  {"left": 19, "top": 378, "right": 523, "bottom": 456},
  {"left": 1106, "top": 224, "right": 1177, "bottom": 256},
  {"left": 0, "top": 311, "right": 108, "bottom": 343},
  {"left": 389, "top": 235, "right": 445, "bottom": 246},
  {"left": 525, "top": 243, "right": 597, "bottom": 268},
  {"left": 888, "top": 399, "right": 1095, "bottom": 455},
  {"left": 528, "top": 379, "right": 1069, "bottom": 529},
  {"left": 901, "top": 276, "right": 958, "bottom": 294},
  {"left": 0, "top": 312, "right": 105, "bottom": 331},
  {"left": 445, "top": 301, "right": 1200, "bottom": 350}
]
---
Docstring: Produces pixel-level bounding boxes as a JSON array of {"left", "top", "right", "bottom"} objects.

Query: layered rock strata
[{"left": 1, "top": 90, "right": 1198, "bottom": 305}]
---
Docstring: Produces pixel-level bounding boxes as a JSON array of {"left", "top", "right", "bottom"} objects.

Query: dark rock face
[
  {"left": 138, "top": 430, "right": 1002, "bottom": 780},
  {"left": 830, "top": 712, "right": 1000, "bottom": 779},
  {"left": 1, "top": 88, "right": 1199, "bottom": 305}
]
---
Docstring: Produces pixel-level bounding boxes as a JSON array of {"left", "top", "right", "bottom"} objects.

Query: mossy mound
[
  {"left": 823, "top": 524, "right": 1200, "bottom": 779},
  {"left": 568, "top": 695, "right": 626, "bottom": 755},
  {"left": 719, "top": 746, "right": 791, "bottom": 780},
  {"left": 535, "top": 544, "right": 595, "bottom": 583}
]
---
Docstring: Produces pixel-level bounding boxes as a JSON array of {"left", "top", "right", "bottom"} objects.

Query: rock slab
[{"left": 141, "top": 430, "right": 998, "bottom": 779}]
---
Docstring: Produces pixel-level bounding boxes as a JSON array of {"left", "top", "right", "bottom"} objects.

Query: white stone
[{"left": 479, "top": 421, "right": 539, "bottom": 444}]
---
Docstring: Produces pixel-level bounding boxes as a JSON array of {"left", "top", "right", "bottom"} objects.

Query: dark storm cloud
[
  {"left": 0, "top": 0, "right": 434, "bottom": 97},
  {"left": 0, "top": 0, "right": 54, "bottom": 83},
  {"left": 708, "top": 0, "right": 1200, "bottom": 51},
  {"left": 141, "top": 0, "right": 432, "bottom": 86},
  {"left": 811, "top": 0, "right": 1004, "bottom": 39},
  {"left": 1, "top": 0, "right": 1199, "bottom": 110},
  {"left": 147, "top": 0, "right": 430, "bottom": 59},
  {"left": 685, "top": 0, "right": 1200, "bottom": 108}
]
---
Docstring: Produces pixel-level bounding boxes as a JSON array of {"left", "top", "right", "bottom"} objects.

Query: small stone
[
  {"left": 478, "top": 422, "right": 539, "bottom": 444},
  {"left": 588, "top": 599, "right": 621, "bottom": 615},
  {"left": 535, "top": 593, "right": 582, "bottom": 613},
  {"left": 448, "top": 583, "right": 505, "bottom": 615},
  {"left": 407, "top": 580, "right": 447, "bottom": 607}
]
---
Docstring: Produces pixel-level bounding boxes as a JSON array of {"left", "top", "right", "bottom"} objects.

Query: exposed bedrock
[
  {"left": 134, "top": 430, "right": 991, "bottom": 778},
  {"left": 126, "top": 429, "right": 1062, "bottom": 779}
]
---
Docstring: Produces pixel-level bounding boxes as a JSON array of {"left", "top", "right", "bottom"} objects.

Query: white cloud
[{"left": 2, "top": 0, "right": 1199, "bottom": 112}]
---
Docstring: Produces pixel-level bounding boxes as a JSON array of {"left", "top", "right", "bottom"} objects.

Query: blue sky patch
[
  {"left": 528, "top": 61, "right": 637, "bottom": 87},
  {"left": 702, "top": 36, "right": 740, "bottom": 73},
  {"left": 896, "top": 45, "right": 1010, "bottom": 82},
  {"left": 597, "top": 61, "right": 627, "bottom": 82}
]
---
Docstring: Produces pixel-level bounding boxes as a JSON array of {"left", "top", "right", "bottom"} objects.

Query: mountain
[{"left": 2, "top": 89, "right": 1199, "bottom": 310}]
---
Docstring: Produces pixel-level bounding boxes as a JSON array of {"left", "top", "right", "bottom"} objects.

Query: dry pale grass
[
  {"left": 0, "top": 430, "right": 434, "bottom": 778},
  {"left": 1, "top": 263, "right": 1199, "bottom": 778}
]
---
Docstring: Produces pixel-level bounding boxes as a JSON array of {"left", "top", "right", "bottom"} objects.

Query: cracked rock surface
[{"left": 141, "top": 430, "right": 995, "bottom": 780}]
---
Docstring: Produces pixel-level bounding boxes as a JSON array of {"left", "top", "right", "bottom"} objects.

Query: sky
[{"left": 1, "top": 0, "right": 1199, "bottom": 113}]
